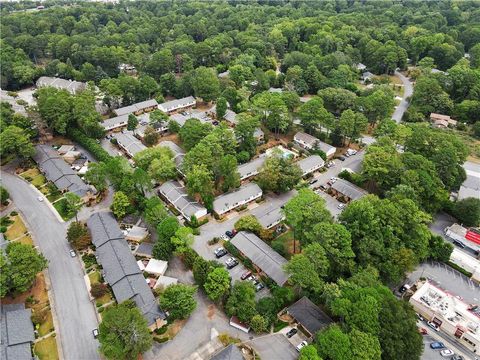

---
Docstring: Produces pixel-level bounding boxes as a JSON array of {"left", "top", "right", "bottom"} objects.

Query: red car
[
  {"left": 241, "top": 271, "right": 252, "bottom": 280},
  {"left": 418, "top": 327, "right": 427, "bottom": 335}
]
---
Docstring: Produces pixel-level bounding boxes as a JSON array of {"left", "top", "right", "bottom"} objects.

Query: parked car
[
  {"left": 337, "top": 203, "right": 346, "bottom": 210},
  {"left": 416, "top": 313, "right": 424, "bottom": 321},
  {"left": 225, "top": 230, "right": 237, "bottom": 238},
  {"left": 338, "top": 156, "right": 346, "bottom": 161},
  {"left": 225, "top": 257, "right": 239, "bottom": 269},
  {"left": 221, "top": 234, "right": 230, "bottom": 241},
  {"left": 451, "top": 355, "right": 464, "bottom": 360},
  {"left": 326, "top": 160, "right": 335, "bottom": 168},
  {"left": 429, "top": 342, "right": 445, "bottom": 350},
  {"left": 330, "top": 177, "right": 338, "bottom": 183},
  {"left": 241, "top": 271, "right": 252, "bottom": 280},
  {"left": 37, "top": 196, "right": 44, "bottom": 202},
  {"left": 427, "top": 321, "right": 440, "bottom": 331},
  {"left": 452, "top": 239, "right": 466, "bottom": 248},
  {"left": 309, "top": 179, "right": 318, "bottom": 185},
  {"left": 286, "top": 328, "right": 297, "bottom": 338},
  {"left": 212, "top": 121, "right": 219, "bottom": 126},
  {"left": 69, "top": 250, "right": 76, "bottom": 257},
  {"left": 214, "top": 247, "right": 228, "bottom": 258},
  {"left": 92, "top": 328, "right": 99, "bottom": 338},
  {"left": 296, "top": 341, "right": 308, "bottom": 352},
  {"left": 399, "top": 284, "right": 411, "bottom": 293},
  {"left": 418, "top": 327, "right": 427, "bottom": 335},
  {"left": 255, "top": 283, "right": 265, "bottom": 292},
  {"left": 440, "top": 349, "right": 454, "bottom": 357},
  {"left": 346, "top": 149, "right": 357, "bottom": 156}
]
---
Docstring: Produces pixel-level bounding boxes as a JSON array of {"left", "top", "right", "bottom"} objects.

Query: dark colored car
[
  {"left": 212, "top": 121, "right": 219, "bottom": 126},
  {"left": 452, "top": 239, "right": 466, "bottom": 248},
  {"left": 338, "top": 156, "right": 346, "bottom": 161},
  {"left": 286, "top": 328, "right": 297, "bottom": 338},
  {"left": 214, "top": 247, "right": 227, "bottom": 258},
  {"left": 309, "top": 179, "right": 318, "bottom": 185},
  {"left": 225, "top": 230, "right": 237, "bottom": 238},
  {"left": 241, "top": 271, "right": 252, "bottom": 280},
  {"left": 429, "top": 342, "right": 445, "bottom": 350}
]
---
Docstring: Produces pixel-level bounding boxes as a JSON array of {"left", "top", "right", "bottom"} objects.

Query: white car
[
  {"left": 296, "top": 341, "right": 308, "bottom": 352},
  {"left": 337, "top": 203, "right": 346, "bottom": 210},
  {"left": 427, "top": 321, "right": 439, "bottom": 331},
  {"left": 69, "top": 250, "right": 76, "bottom": 257},
  {"left": 440, "top": 349, "right": 454, "bottom": 357},
  {"left": 37, "top": 196, "right": 44, "bottom": 202}
]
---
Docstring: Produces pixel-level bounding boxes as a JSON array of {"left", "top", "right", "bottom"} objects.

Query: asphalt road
[
  {"left": 392, "top": 70, "right": 413, "bottom": 123},
  {"left": 2, "top": 171, "right": 100, "bottom": 360}
]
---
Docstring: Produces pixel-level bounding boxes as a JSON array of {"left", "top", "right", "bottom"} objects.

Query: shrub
[
  {"left": 0, "top": 226, "right": 7, "bottom": 233},
  {"left": 10, "top": 211, "right": 17, "bottom": 216},
  {"left": 31, "top": 308, "right": 48, "bottom": 325},
  {"left": 182, "top": 247, "right": 199, "bottom": 269},
  {"left": 208, "top": 237, "right": 220, "bottom": 245},
  {"left": 90, "top": 283, "right": 109, "bottom": 299}
]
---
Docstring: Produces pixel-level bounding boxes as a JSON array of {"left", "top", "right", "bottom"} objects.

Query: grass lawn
[
  {"left": 5, "top": 215, "right": 28, "bottom": 240},
  {"left": 21, "top": 167, "right": 40, "bottom": 179},
  {"left": 52, "top": 198, "right": 74, "bottom": 221},
  {"left": 272, "top": 230, "right": 299, "bottom": 259},
  {"left": 34, "top": 336, "right": 59, "bottom": 360},
  {"left": 38, "top": 311, "right": 54, "bottom": 336},
  {"left": 32, "top": 174, "right": 47, "bottom": 187},
  {"left": 48, "top": 193, "right": 63, "bottom": 203},
  {"left": 17, "top": 234, "right": 34, "bottom": 246},
  {"left": 88, "top": 270, "right": 101, "bottom": 285},
  {"left": 88, "top": 271, "right": 113, "bottom": 306}
]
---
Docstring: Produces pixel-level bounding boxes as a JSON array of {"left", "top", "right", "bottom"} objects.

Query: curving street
[
  {"left": 1, "top": 171, "right": 100, "bottom": 360},
  {"left": 392, "top": 70, "right": 414, "bottom": 123}
]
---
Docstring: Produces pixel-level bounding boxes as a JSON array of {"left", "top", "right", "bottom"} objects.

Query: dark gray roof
[
  {"left": 33, "top": 145, "right": 92, "bottom": 197},
  {"left": 114, "top": 99, "right": 158, "bottom": 116},
  {"left": 287, "top": 297, "right": 333, "bottom": 335},
  {"left": 87, "top": 212, "right": 165, "bottom": 325},
  {"left": 158, "top": 181, "right": 207, "bottom": 220},
  {"left": 230, "top": 232, "right": 288, "bottom": 285},
  {"left": 136, "top": 242, "right": 153, "bottom": 257},
  {"left": 210, "top": 344, "right": 244, "bottom": 360},
  {"left": 237, "top": 156, "right": 266, "bottom": 181},
  {"left": 113, "top": 132, "right": 147, "bottom": 157},
  {"left": 1, "top": 304, "right": 34, "bottom": 360},
  {"left": 331, "top": 179, "right": 367, "bottom": 201}
]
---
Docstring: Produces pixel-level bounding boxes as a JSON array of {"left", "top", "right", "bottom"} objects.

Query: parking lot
[
  {"left": 419, "top": 321, "right": 473, "bottom": 360},
  {"left": 279, "top": 325, "right": 309, "bottom": 349}
]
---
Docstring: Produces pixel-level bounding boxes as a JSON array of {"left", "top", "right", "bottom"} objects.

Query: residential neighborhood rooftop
[
  {"left": 237, "top": 156, "right": 266, "bottom": 181},
  {"left": 114, "top": 99, "right": 158, "bottom": 117},
  {"left": 230, "top": 231, "right": 288, "bottom": 285},
  {"left": 331, "top": 178, "right": 368, "bottom": 201},
  {"left": 0, "top": 304, "right": 35, "bottom": 360},
  {"left": 113, "top": 131, "right": 147, "bottom": 157},
  {"left": 36, "top": 76, "right": 86, "bottom": 94},
  {"left": 287, "top": 296, "right": 333, "bottom": 336},
  {"left": 250, "top": 205, "right": 285, "bottom": 229},
  {"left": 210, "top": 344, "right": 245, "bottom": 360},
  {"left": 296, "top": 155, "right": 325, "bottom": 176},
  {"left": 212, "top": 183, "right": 262, "bottom": 215},
  {"left": 158, "top": 181, "right": 207, "bottom": 220},
  {"left": 158, "top": 96, "right": 196, "bottom": 113}
]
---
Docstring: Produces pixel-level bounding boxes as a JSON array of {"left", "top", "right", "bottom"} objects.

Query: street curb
[{"left": 43, "top": 268, "right": 66, "bottom": 360}]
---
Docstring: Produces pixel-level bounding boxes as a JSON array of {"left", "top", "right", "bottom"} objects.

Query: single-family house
[
  {"left": 293, "top": 132, "right": 336, "bottom": 158},
  {"left": 0, "top": 304, "right": 35, "bottom": 360},
  {"left": 210, "top": 344, "right": 245, "bottom": 360},
  {"left": 33, "top": 145, "right": 95, "bottom": 201},
  {"left": 296, "top": 155, "right": 325, "bottom": 176},
  {"left": 101, "top": 114, "right": 129, "bottom": 131},
  {"left": 356, "top": 63, "right": 367, "bottom": 71},
  {"left": 430, "top": 113, "right": 457, "bottom": 128},
  {"left": 230, "top": 231, "right": 288, "bottom": 286},
  {"left": 212, "top": 183, "right": 262, "bottom": 217},
  {"left": 330, "top": 179, "right": 367, "bottom": 202},
  {"left": 114, "top": 99, "right": 158, "bottom": 117},
  {"left": 158, "top": 96, "right": 196, "bottom": 114},
  {"left": 237, "top": 156, "right": 267, "bottom": 181},
  {"left": 87, "top": 212, "right": 166, "bottom": 329},
  {"left": 287, "top": 297, "right": 333, "bottom": 338},
  {"left": 113, "top": 131, "right": 146, "bottom": 157},
  {"left": 361, "top": 71, "right": 374, "bottom": 83},
  {"left": 36, "top": 76, "right": 86, "bottom": 95},
  {"left": 254, "top": 127, "right": 265, "bottom": 143},
  {"left": 158, "top": 181, "right": 207, "bottom": 221}
]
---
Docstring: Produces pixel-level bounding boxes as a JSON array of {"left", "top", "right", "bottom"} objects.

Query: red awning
[{"left": 465, "top": 231, "right": 480, "bottom": 245}]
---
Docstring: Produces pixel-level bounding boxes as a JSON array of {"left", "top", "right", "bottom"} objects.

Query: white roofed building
[
  {"left": 114, "top": 99, "right": 158, "bottom": 117},
  {"left": 158, "top": 96, "right": 196, "bottom": 114},
  {"left": 212, "top": 183, "right": 262, "bottom": 217},
  {"left": 296, "top": 155, "right": 325, "bottom": 176}
]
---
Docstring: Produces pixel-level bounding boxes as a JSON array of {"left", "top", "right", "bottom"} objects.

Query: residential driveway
[
  {"left": 406, "top": 261, "right": 480, "bottom": 303},
  {"left": 245, "top": 333, "right": 299, "bottom": 360},
  {"left": 392, "top": 70, "right": 413, "bottom": 123},
  {"left": 1, "top": 171, "right": 100, "bottom": 360}
]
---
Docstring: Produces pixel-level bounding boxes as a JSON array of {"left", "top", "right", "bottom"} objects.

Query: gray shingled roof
[
  {"left": 210, "top": 344, "right": 244, "bottom": 360},
  {"left": 251, "top": 205, "right": 284, "bottom": 229},
  {"left": 237, "top": 156, "right": 266, "bottom": 181},
  {"left": 33, "top": 145, "right": 92, "bottom": 197},
  {"left": 1, "top": 304, "right": 34, "bottom": 360},
  {"left": 87, "top": 212, "right": 165, "bottom": 325},
  {"left": 294, "top": 132, "right": 335, "bottom": 155},
  {"left": 114, "top": 99, "right": 158, "bottom": 117},
  {"left": 113, "top": 132, "right": 147, "bottom": 157},
  {"left": 101, "top": 114, "right": 129, "bottom": 130},
  {"left": 213, "top": 183, "right": 262, "bottom": 215},
  {"left": 230, "top": 231, "right": 288, "bottom": 285},
  {"left": 158, "top": 96, "right": 196, "bottom": 113},
  {"left": 36, "top": 76, "right": 86, "bottom": 94},
  {"left": 297, "top": 155, "right": 324, "bottom": 175},
  {"left": 331, "top": 179, "right": 367, "bottom": 201},
  {"left": 158, "top": 181, "right": 207, "bottom": 220},
  {"left": 136, "top": 242, "right": 153, "bottom": 257},
  {"left": 287, "top": 296, "right": 333, "bottom": 335}
]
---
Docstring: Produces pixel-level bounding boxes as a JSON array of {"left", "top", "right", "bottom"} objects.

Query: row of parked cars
[{"left": 417, "top": 314, "right": 464, "bottom": 359}]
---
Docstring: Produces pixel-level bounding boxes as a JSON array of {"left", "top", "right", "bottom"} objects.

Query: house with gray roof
[
  {"left": 330, "top": 178, "right": 368, "bottom": 202},
  {"left": 296, "top": 155, "right": 325, "bottom": 176},
  {"left": 114, "top": 99, "right": 158, "bottom": 117},
  {"left": 287, "top": 296, "right": 333, "bottom": 337},
  {"left": 294, "top": 132, "right": 336, "bottom": 158},
  {"left": 113, "top": 131, "right": 146, "bottom": 157},
  {"left": 158, "top": 96, "right": 196, "bottom": 114},
  {"left": 0, "top": 304, "right": 35, "bottom": 360},
  {"left": 210, "top": 344, "right": 245, "bottom": 360},
  {"left": 250, "top": 205, "right": 285, "bottom": 229},
  {"left": 87, "top": 212, "right": 165, "bottom": 327},
  {"left": 237, "top": 156, "right": 266, "bottom": 181},
  {"left": 33, "top": 145, "right": 94, "bottom": 200},
  {"left": 158, "top": 181, "right": 207, "bottom": 220},
  {"left": 230, "top": 231, "right": 288, "bottom": 285},
  {"left": 213, "top": 183, "right": 262, "bottom": 217},
  {"left": 36, "top": 76, "right": 86, "bottom": 94}
]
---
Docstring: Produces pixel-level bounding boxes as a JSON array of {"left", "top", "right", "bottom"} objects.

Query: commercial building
[
  {"left": 0, "top": 304, "right": 35, "bottom": 360},
  {"left": 409, "top": 281, "right": 480, "bottom": 352},
  {"left": 158, "top": 96, "right": 196, "bottom": 114},
  {"left": 33, "top": 145, "right": 95, "bottom": 200},
  {"left": 330, "top": 179, "right": 367, "bottom": 202},
  {"left": 230, "top": 231, "right": 288, "bottom": 286},
  {"left": 87, "top": 212, "right": 165, "bottom": 328},
  {"left": 287, "top": 297, "right": 333, "bottom": 338},
  {"left": 114, "top": 99, "right": 158, "bottom": 117},
  {"left": 293, "top": 132, "right": 336, "bottom": 158},
  {"left": 296, "top": 155, "right": 325, "bottom": 176},
  {"left": 212, "top": 183, "right": 262, "bottom": 217},
  {"left": 36, "top": 76, "right": 86, "bottom": 94},
  {"left": 237, "top": 156, "right": 266, "bottom": 181},
  {"left": 445, "top": 224, "right": 480, "bottom": 253},
  {"left": 113, "top": 131, "right": 146, "bottom": 157},
  {"left": 158, "top": 181, "right": 207, "bottom": 221}
]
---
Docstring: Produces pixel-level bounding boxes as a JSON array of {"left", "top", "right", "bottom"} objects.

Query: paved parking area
[
  {"left": 279, "top": 325, "right": 308, "bottom": 348},
  {"left": 419, "top": 321, "right": 473, "bottom": 360},
  {"left": 245, "top": 333, "right": 299, "bottom": 360}
]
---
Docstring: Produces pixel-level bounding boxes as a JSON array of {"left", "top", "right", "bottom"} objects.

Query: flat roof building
[
  {"left": 0, "top": 304, "right": 35, "bottom": 360},
  {"left": 230, "top": 231, "right": 288, "bottom": 285},
  {"left": 158, "top": 96, "right": 196, "bottom": 114},
  {"left": 158, "top": 181, "right": 207, "bottom": 220},
  {"left": 113, "top": 131, "right": 146, "bottom": 157},
  {"left": 87, "top": 212, "right": 165, "bottom": 327},
  {"left": 36, "top": 76, "right": 86, "bottom": 94},
  {"left": 296, "top": 155, "right": 325, "bottom": 176},
  {"left": 213, "top": 183, "right": 262, "bottom": 217}
]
